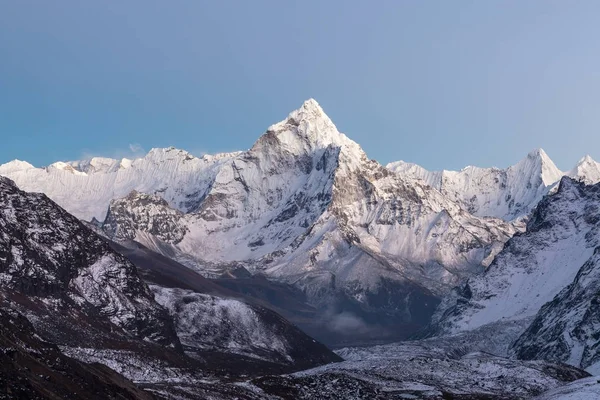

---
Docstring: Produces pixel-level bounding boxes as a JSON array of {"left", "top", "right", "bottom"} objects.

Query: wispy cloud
[
  {"left": 128, "top": 143, "right": 145, "bottom": 155},
  {"left": 79, "top": 143, "right": 147, "bottom": 161}
]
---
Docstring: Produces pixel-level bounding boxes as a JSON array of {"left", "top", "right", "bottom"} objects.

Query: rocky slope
[
  {"left": 0, "top": 306, "right": 153, "bottom": 400},
  {"left": 109, "top": 239, "right": 342, "bottom": 347},
  {"left": 388, "top": 151, "right": 600, "bottom": 221},
  {"left": 107, "top": 239, "right": 342, "bottom": 370},
  {"left": 0, "top": 175, "right": 203, "bottom": 392},
  {"left": 512, "top": 244, "right": 600, "bottom": 373},
  {"left": 0, "top": 176, "right": 179, "bottom": 349},
  {"left": 430, "top": 178, "right": 600, "bottom": 341},
  {"left": 152, "top": 285, "right": 342, "bottom": 371}
]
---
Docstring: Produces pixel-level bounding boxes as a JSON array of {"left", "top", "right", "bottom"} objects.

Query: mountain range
[
  {"left": 2, "top": 99, "right": 600, "bottom": 398},
  {"left": 388, "top": 149, "right": 600, "bottom": 221},
  {"left": 3, "top": 100, "right": 599, "bottom": 343}
]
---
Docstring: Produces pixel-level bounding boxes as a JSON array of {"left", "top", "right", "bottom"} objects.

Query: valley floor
[{"left": 70, "top": 324, "right": 593, "bottom": 400}]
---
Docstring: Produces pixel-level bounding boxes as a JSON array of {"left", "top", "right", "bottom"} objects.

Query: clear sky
[{"left": 2, "top": 1, "right": 600, "bottom": 171}]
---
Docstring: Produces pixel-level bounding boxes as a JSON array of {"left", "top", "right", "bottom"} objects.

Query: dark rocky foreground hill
[{"left": 0, "top": 306, "right": 153, "bottom": 400}]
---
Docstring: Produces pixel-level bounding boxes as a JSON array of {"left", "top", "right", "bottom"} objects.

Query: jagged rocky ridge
[
  {"left": 388, "top": 150, "right": 600, "bottom": 221},
  {"left": 0, "top": 306, "right": 152, "bottom": 400}
]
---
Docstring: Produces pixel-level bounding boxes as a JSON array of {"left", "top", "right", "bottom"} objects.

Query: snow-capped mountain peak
[
  {"left": 567, "top": 154, "right": 600, "bottom": 184},
  {"left": 48, "top": 161, "right": 87, "bottom": 175},
  {"left": 257, "top": 99, "right": 364, "bottom": 167},
  {"left": 387, "top": 148, "right": 571, "bottom": 220},
  {"left": 0, "top": 99, "right": 545, "bottom": 346},
  {"left": 0, "top": 159, "right": 35, "bottom": 174},
  {"left": 520, "top": 148, "right": 563, "bottom": 186},
  {"left": 580, "top": 154, "right": 596, "bottom": 164}
]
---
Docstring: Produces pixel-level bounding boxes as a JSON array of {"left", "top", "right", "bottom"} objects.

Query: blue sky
[{"left": 1, "top": 1, "right": 600, "bottom": 171}]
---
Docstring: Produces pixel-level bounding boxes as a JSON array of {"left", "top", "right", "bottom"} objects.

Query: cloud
[
  {"left": 79, "top": 143, "right": 147, "bottom": 161},
  {"left": 128, "top": 143, "right": 145, "bottom": 156},
  {"left": 326, "top": 311, "right": 371, "bottom": 334}
]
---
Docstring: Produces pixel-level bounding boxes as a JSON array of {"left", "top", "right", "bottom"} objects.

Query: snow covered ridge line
[
  {"left": 0, "top": 98, "right": 597, "bottom": 224},
  {"left": 387, "top": 149, "right": 600, "bottom": 220},
  {"left": 0, "top": 147, "right": 243, "bottom": 222},
  {"left": 0, "top": 148, "right": 242, "bottom": 176}
]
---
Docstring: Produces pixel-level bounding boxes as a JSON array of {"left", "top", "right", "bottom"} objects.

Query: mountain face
[
  {"left": 0, "top": 175, "right": 195, "bottom": 393},
  {"left": 151, "top": 285, "right": 342, "bottom": 370},
  {"left": 512, "top": 245, "right": 600, "bottom": 373},
  {"left": 388, "top": 150, "right": 600, "bottom": 221},
  {"left": 0, "top": 100, "right": 520, "bottom": 343},
  {"left": 107, "top": 239, "right": 342, "bottom": 371},
  {"left": 430, "top": 178, "right": 600, "bottom": 339}
]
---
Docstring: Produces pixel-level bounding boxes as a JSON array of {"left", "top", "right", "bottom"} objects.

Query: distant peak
[
  {"left": 88, "top": 156, "right": 118, "bottom": 163},
  {"left": 567, "top": 154, "right": 600, "bottom": 184},
  {"left": 263, "top": 99, "right": 339, "bottom": 145},
  {"left": 527, "top": 148, "right": 550, "bottom": 160},
  {"left": 578, "top": 155, "right": 597, "bottom": 165},
  {"left": 286, "top": 98, "right": 330, "bottom": 126},
  {"left": 517, "top": 148, "right": 562, "bottom": 186},
  {"left": 0, "top": 159, "right": 35, "bottom": 174},
  {"left": 146, "top": 147, "right": 196, "bottom": 161},
  {"left": 47, "top": 161, "right": 87, "bottom": 176},
  {"left": 524, "top": 148, "right": 557, "bottom": 168},
  {"left": 300, "top": 98, "right": 324, "bottom": 113},
  {"left": 251, "top": 99, "right": 365, "bottom": 165}
]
